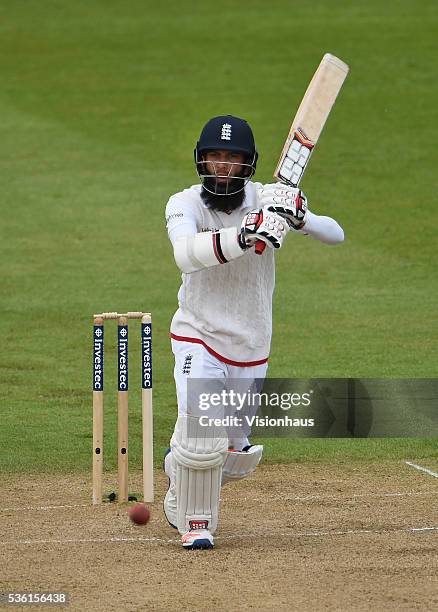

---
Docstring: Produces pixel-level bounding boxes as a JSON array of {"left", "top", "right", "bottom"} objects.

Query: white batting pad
[
  {"left": 171, "top": 415, "right": 228, "bottom": 534},
  {"left": 222, "top": 445, "right": 263, "bottom": 485},
  {"left": 163, "top": 451, "right": 177, "bottom": 529}
]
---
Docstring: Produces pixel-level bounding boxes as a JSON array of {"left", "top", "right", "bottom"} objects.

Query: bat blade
[
  {"left": 274, "top": 53, "right": 349, "bottom": 187},
  {"left": 255, "top": 53, "right": 349, "bottom": 255}
]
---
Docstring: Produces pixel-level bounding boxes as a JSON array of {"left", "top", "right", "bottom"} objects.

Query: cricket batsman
[{"left": 163, "top": 115, "right": 344, "bottom": 549}]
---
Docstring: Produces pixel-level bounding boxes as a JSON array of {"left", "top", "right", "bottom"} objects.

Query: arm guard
[{"left": 173, "top": 227, "right": 245, "bottom": 273}]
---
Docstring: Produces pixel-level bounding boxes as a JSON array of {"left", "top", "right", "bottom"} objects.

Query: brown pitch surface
[{"left": 1, "top": 463, "right": 437, "bottom": 611}]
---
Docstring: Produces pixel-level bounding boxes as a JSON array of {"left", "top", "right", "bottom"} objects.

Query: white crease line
[
  {"left": 217, "top": 526, "right": 438, "bottom": 540},
  {"left": 2, "top": 490, "right": 436, "bottom": 513},
  {"left": 1, "top": 504, "right": 89, "bottom": 512},
  {"left": 1, "top": 526, "right": 437, "bottom": 547},
  {"left": 284, "top": 490, "right": 437, "bottom": 502},
  {"left": 411, "top": 527, "right": 438, "bottom": 532},
  {"left": 1, "top": 536, "right": 180, "bottom": 546},
  {"left": 405, "top": 461, "right": 438, "bottom": 479}
]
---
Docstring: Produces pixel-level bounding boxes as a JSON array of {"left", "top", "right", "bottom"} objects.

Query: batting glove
[
  {"left": 239, "top": 206, "right": 289, "bottom": 250},
  {"left": 260, "top": 183, "right": 308, "bottom": 229}
]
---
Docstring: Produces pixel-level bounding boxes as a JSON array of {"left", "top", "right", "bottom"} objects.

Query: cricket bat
[{"left": 255, "top": 53, "right": 349, "bottom": 254}]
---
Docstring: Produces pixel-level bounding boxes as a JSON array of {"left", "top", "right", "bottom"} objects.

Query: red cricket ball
[{"left": 128, "top": 503, "right": 151, "bottom": 525}]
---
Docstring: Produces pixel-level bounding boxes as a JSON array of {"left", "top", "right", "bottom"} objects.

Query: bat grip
[{"left": 255, "top": 240, "right": 266, "bottom": 255}]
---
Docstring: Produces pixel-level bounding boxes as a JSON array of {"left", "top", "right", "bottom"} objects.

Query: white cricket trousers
[{"left": 171, "top": 339, "right": 268, "bottom": 450}]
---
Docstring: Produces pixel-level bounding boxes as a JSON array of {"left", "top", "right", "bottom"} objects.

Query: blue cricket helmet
[{"left": 194, "top": 115, "right": 258, "bottom": 195}]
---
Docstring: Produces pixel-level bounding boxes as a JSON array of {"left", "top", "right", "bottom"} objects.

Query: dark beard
[{"left": 201, "top": 186, "right": 246, "bottom": 213}]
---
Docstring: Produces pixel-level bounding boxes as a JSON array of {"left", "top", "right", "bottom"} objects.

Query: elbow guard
[{"left": 173, "top": 227, "right": 245, "bottom": 273}]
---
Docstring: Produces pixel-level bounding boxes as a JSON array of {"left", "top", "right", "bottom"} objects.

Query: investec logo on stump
[
  {"left": 93, "top": 324, "right": 104, "bottom": 391},
  {"left": 141, "top": 322, "right": 152, "bottom": 390},
  {"left": 118, "top": 325, "right": 128, "bottom": 391}
]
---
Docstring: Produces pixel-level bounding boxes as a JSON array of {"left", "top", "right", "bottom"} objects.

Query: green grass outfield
[{"left": 1, "top": 0, "right": 437, "bottom": 475}]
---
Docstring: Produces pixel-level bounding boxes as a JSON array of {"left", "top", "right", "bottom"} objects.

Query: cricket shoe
[
  {"left": 182, "top": 527, "right": 214, "bottom": 550},
  {"left": 163, "top": 449, "right": 177, "bottom": 530}
]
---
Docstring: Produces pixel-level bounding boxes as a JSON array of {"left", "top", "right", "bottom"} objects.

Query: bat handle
[{"left": 255, "top": 240, "right": 266, "bottom": 255}]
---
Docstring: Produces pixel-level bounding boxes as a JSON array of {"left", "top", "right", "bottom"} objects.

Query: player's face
[{"left": 204, "top": 150, "right": 246, "bottom": 184}]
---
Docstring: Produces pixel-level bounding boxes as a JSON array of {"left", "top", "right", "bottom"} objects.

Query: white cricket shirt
[{"left": 166, "top": 182, "right": 274, "bottom": 365}]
